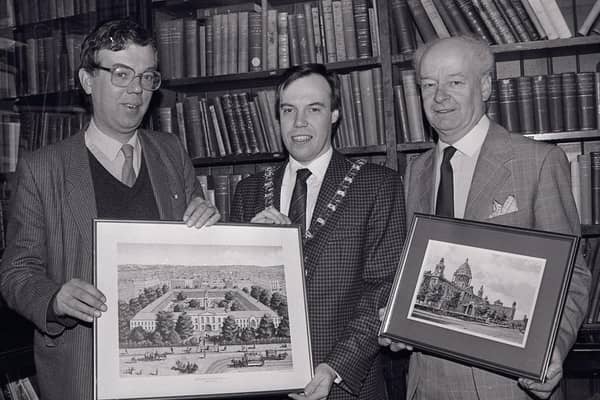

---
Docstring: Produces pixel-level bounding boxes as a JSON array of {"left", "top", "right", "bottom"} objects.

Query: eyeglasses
[{"left": 94, "top": 64, "right": 162, "bottom": 91}]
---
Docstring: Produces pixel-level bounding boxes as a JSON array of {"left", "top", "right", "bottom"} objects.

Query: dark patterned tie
[
  {"left": 436, "top": 146, "right": 457, "bottom": 217},
  {"left": 121, "top": 144, "right": 136, "bottom": 187},
  {"left": 288, "top": 168, "right": 312, "bottom": 233}
]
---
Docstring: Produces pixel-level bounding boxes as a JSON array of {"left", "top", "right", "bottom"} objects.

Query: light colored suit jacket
[
  {"left": 405, "top": 123, "right": 590, "bottom": 400},
  {"left": 231, "top": 151, "right": 406, "bottom": 399},
  {"left": 0, "top": 129, "right": 202, "bottom": 400}
]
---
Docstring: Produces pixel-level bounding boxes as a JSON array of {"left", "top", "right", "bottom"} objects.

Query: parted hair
[{"left": 79, "top": 19, "right": 157, "bottom": 73}]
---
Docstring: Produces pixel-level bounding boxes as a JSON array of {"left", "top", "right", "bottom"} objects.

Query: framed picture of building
[
  {"left": 94, "top": 220, "right": 312, "bottom": 400},
  {"left": 379, "top": 213, "right": 579, "bottom": 382}
]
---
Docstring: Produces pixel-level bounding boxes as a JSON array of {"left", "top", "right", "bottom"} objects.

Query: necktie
[
  {"left": 121, "top": 144, "right": 136, "bottom": 187},
  {"left": 436, "top": 146, "right": 457, "bottom": 217},
  {"left": 288, "top": 168, "right": 312, "bottom": 234}
]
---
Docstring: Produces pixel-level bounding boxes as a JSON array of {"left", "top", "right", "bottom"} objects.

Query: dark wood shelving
[
  {"left": 396, "top": 141, "right": 434, "bottom": 153},
  {"left": 191, "top": 152, "right": 287, "bottom": 167},
  {"left": 525, "top": 130, "right": 600, "bottom": 143}
]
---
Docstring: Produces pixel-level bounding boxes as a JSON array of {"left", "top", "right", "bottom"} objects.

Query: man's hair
[
  {"left": 79, "top": 19, "right": 157, "bottom": 73},
  {"left": 275, "top": 63, "right": 342, "bottom": 133},
  {"left": 413, "top": 35, "right": 495, "bottom": 80}
]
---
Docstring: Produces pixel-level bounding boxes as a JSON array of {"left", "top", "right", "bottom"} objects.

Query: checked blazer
[
  {"left": 0, "top": 129, "right": 203, "bottom": 400},
  {"left": 404, "top": 122, "right": 591, "bottom": 400},
  {"left": 230, "top": 151, "right": 406, "bottom": 400}
]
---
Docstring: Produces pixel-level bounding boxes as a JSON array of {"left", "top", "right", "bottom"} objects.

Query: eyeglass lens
[{"left": 111, "top": 65, "right": 161, "bottom": 90}]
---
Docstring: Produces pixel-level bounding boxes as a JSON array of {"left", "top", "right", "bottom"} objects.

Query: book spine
[
  {"left": 524, "top": 0, "right": 558, "bottom": 40},
  {"left": 199, "top": 24, "right": 207, "bottom": 77},
  {"left": 353, "top": 0, "right": 372, "bottom": 58},
  {"left": 420, "top": 0, "right": 450, "bottom": 38},
  {"left": 472, "top": 0, "right": 507, "bottom": 45},
  {"left": 332, "top": 1, "right": 347, "bottom": 61},
  {"left": 516, "top": 0, "right": 546, "bottom": 39},
  {"left": 171, "top": 18, "right": 185, "bottom": 79},
  {"left": 401, "top": 69, "right": 426, "bottom": 142},
  {"left": 350, "top": 70, "right": 367, "bottom": 145},
  {"left": 184, "top": 18, "right": 198, "bottom": 78},
  {"left": 175, "top": 101, "right": 188, "bottom": 152},
  {"left": 497, "top": 77, "right": 520, "bottom": 133},
  {"left": 391, "top": 0, "right": 416, "bottom": 54},
  {"left": 304, "top": 3, "right": 317, "bottom": 63},
  {"left": 576, "top": 72, "right": 596, "bottom": 131},
  {"left": 579, "top": 153, "right": 592, "bottom": 225},
  {"left": 266, "top": 9, "right": 278, "bottom": 70},
  {"left": 516, "top": 76, "right": 534, "bottom": 134},
  {"left": 591, "top": 151, "right": 600, "bottom": 225},
  {"left": 578, "top": 0, "right": 600, "bottom": 36},
  {"left": 183, "top": 96, "right": 208, "bottom": 159},
  {"left": 339, "top": 73, "right": 359, "bottom": 147},
  {"left": 547, "top": 74, "right": 564, "bottom": 132},
  {"left": 495, "top": 0, "right": 531, "bottom": 42},
  {"left": 373, "top": 67, "right": 385, "bottom": 144},
  {"left": 312, "top": 6, "right": 325, "bottom": 63},
  {"left": 205, "top": 16, "right": 214, "bottom": 76},
  {"left": 199, "top": 97, "right": 218, "bottom": 157},
  {"left": 212, "top": 96, "right": 233, "bottom": 155},
  {"left": 213, "top": 175, "right": 230, "bottom": 222},
  {"left": 248, "top": 12, "right": 263, "bottom": 71},
  {"left": 454, "top": 0, "right": 494, "bottom": 44},
  {"left": 297, "top": 7, "right": 313, "bottom": 64},
  {"left": 322, "top": 0, "right": 338, "bottom": 63},
  {"left": 231, "top": 93, "right": 252, "bottom": 154},
  {"left": 406, "top": 0, "right": 438, "bottom": 42},
  {"left": 208, "top": 104, "right": 229, "bottom": 156},
  {"left": 358, "top": 69, "right": 378, "bottom": 145},
  {"left": 239, "top": 92, "right": 260, "bottom": 154},
  {"left": 571, "top": 158, "right": 582, "bottom": 222},
  {"left": 287, "top": 13, "right": 301, "bottom": 66},
  {"left": 561, "top": 72, "right": 579, "bottom": 132},
  {"left": 220, "top": 94, "right": 244, "bottom": 155},
  {"left": 509, "top": 0, "right": 539, "bottom": 40},
  {"left": 238, "top": 11, "right": 249, "bottom": 73},
  {"left": 212, "top": 14, "right": 223, "bottom": 75},
  {"left": 248, "top": 99, "right": 270, "bottom": 153},
  {"left": 278, "top": 11, "right": 290, "bottom": 69},
  {"left": 431, "top": 0, "right": 460, "bottom": 36},
  {"left": 596, "top": 72, "right": 600, "bottom": 131},
  {"left": 393, "top": 84, "right": 411, "bottom": 143},
  {"left": 531, "top": 75, "right": 549, "bottom": 133},
  {"left": 440, "top": 0, "right": 473, "bottom": 35},
  {"left": 486, "top": 79, "right": 500, "bottom": 123},
  {"left": 341, "top": 0, "right": 358, "bottom": 59},
  {"left": 539, "top": 0, "right": 571, "bottom": 39}
]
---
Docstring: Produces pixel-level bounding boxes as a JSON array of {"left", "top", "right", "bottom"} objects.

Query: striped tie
[{"left": 288, "top": 168, "right": 312, "bottom": 233}]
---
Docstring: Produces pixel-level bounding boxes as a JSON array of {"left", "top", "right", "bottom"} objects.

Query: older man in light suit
[
  {"left": 0, "top": 20, "right": 219, "bottom": 400},
  {"left": 380, "top": 35, "right": 590, "bottom": 400}
]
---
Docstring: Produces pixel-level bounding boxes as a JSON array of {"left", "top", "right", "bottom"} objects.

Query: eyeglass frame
[{"left": 93, "top": 64, "right": 162, "bottom": 91}]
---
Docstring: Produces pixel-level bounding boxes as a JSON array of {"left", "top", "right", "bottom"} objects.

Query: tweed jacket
[
  {"left": 230, "top": 151, "right": 406, "bottom": 400},
  {"left": 0, "top": 129, "right": 202, "bottom": 400},
  {"left": 405, "top": 122, "right": 591, "bottom": 400}
]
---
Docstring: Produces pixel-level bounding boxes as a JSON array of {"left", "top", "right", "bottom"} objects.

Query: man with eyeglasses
[{"left": 0, "top": 19, "right": 219, "bottom": 400}]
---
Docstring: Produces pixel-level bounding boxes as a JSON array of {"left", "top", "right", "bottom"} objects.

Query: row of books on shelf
[
  {"left": 390, "top": 0, "right": 577, "bottom": 54},
  {"left": 152, "top": 67, "right": 387, "bottom": 160},
  {"left": 487, "top": 72, "right": 600, "bottom": 136},
  {"left": 156, "top": 0, "right": 379, "bottom": 80},
  {"left": 3, "top": 0, "right": 140, "bottom": 27},
  {"left": 0, "top": 376, "right": 38, "bottom": 400}
]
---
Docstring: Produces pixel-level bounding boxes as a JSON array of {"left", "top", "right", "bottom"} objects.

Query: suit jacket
[
  {"left": 230, "top": 151, "right": 406, "bottom": 400},
  {"left": 405, "top": 123, "right": 591, "bottom": 400},
  {"left": 0, "top": 129, "right": 202, "bottom": 400}
]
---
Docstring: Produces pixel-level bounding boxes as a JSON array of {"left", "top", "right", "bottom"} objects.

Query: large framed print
[
  {"left": 379, "top": 213, "right": 579, "bottom": 382},
  {"left": 94, "top": 220, "right": 313, "bottom": 400}
]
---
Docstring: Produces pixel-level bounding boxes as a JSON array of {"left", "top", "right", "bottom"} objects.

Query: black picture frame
[{"left": 379, "top": 213, "right": 579, "bottom": 382}]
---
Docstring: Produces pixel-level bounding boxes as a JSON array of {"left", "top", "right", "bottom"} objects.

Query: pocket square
[{"left": 489, "top": 195, "right": 518, "bottom": 218}]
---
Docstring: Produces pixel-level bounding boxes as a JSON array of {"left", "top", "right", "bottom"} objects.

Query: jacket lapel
[
  {"left": 139, "top": 131, "right": 176, "bottom": 220},
  {"left": 304, "top": 152, "right": 351, "bottom": 281},
  {"left": 464, "top": 123, "right": 513, "bottom": 220},
  {"left": 65, "top": 133, "right": 97, "bottom": 251},
  {"left": 408, "top": 150, "right": 435, "bottom": 221}
]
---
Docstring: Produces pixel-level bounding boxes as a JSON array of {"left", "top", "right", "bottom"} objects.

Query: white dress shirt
[
  {"left": 280, "top": 148, "right": 333, "bottom": 229},
  {"left": 84, "top": 119, "right": 142, "bottom": 184},
  {"left": 433, "top": 115, "right": 490, "bottom": 218}
]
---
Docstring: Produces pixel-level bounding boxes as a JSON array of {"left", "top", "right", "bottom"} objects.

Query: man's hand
[
  {"left": 288, "top": 363, "right": 337, "bottom": 400},
  {"left": 251, "top": 207, "right": 291, "bottom": 225},
  {"left": 518, "top": 348, "right": 563, "bottom": 399},
  {"left": 53, "top": 278, "right": 107, "bottom": 323},
  {"left": 183, "top": 197, "right": 220, "bottom": 228},
  {"left": 377, "top": 307, "right": 414, "bottom": 352}
]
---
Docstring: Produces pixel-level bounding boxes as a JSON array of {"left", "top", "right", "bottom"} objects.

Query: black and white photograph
[
  {"left": 94, "top": 221, "right": 312, "bottom": 400},
  {"left": 409, "top": 239, "right": 545, "bottom": 347}
]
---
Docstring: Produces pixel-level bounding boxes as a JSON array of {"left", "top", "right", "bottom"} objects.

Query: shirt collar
[
  {"left": 85, "top": 118, "right": 140, "bottom": 160},
  {"left": 437, "top": 115, "right": 490, "bottom": 158},
  {"left": 288, "top": 147, "right": 333, "bottom": 182}
]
